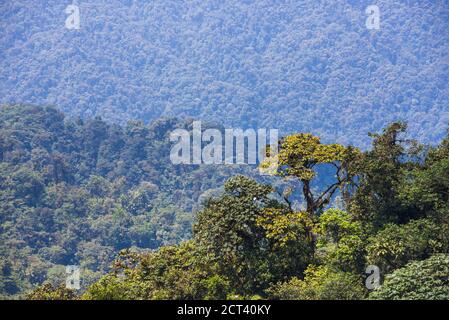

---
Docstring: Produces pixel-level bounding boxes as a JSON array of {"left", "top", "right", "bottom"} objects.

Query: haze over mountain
[{"left": 1, "top": 0, "right": 448, "bottom": 147}]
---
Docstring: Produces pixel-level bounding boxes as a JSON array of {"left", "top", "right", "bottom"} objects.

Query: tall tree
[
  {"left": 193, "top": 175, "right": 311, "bottom": 296},
  {"left": 262, "top": 133, "right": 360, "bottom": 216}
]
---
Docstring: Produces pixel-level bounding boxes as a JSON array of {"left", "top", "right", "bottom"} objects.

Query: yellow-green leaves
[
  {"left": 256, "top": 208, "right": 312, "bottom": 248},
  {"left": 273, "top": 133, "right": 348, "bottom": 180},
  {"left": 267, "top": 265, "right": 366, "bottom": 300},
  {"left": 260, "top": 132, "right": 361, "bottom": 216}
]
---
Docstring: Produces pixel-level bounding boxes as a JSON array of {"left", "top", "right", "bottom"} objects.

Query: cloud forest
[{"left": 0, "top": 0, "right": 448, "bottom": 304}]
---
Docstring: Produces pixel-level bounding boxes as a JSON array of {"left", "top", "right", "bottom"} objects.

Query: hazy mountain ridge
[{"left": 1, "top": 0, "right": 448, "bottom": 147}]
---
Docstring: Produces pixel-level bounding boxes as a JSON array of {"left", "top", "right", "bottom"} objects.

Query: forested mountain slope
[
  {"left": 24, "top": 117, "right": 449, "bottom": 301},
  {"left": 0, "top": 104, "right": 246, "bottom": 297},
  {"left": 1, "top": 0, "right": 448, "bottom": 147}
]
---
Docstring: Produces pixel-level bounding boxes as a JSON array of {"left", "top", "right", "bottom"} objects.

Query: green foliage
[
  {"left": 370, "top": 254, "right": 449, "bottom": 300},
  {"left": 349, "top": 123, "right": 411, "bottom": 226},
  {"left": 316, "top": 209, "right": 362, "bottom": 243},
  {"left": 26, "top": 283, "right": 78, "bottom": 300},
  {"left": 399, "top": 156, "right": 449, "bottom": 216},
  {"left": 5, "top": 111, "right": 449, "bottom": 300},
  {"left": 315, "top": 209, "right": 367, "bottom": 273},
  {"left": 0, "top": 105, "right": 244, "bottom": 298},
  {"left": 366, "top": 218, "right": 449, "bottom": 273},
  {"left": 274, "top": 134, "right": 347, "bottom": 181},
  {"left": 194, "top": 175, "right": 312, "bottom": 296},
  {"left": 83, "top": 242, "right": 228, "bottom": 300},
  {"left": 267, "top": 265, "right": 366, "bottom": 300},
  {"left": 256, "top": 209, "right": 311, "bottom": 248},
  {"left": 265, "top": 133, "right": 360, "bottom": 215}
]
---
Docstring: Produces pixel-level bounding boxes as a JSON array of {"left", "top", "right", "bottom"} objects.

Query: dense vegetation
[
  {"left": 1, "top": 0, "right": 449, "bottom": 147},
  {"left": 0, "top": 104, "right": 255, "bottom": 298},
  {"left": 21, "top": 112, "right": 449, "bottom": 300},
  {"left": 2, "top": 0, "right": 448, "bottom": 301}
]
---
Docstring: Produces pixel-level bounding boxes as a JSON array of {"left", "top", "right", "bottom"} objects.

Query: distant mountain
[{"left": 1, "top": 0, "right": 448, "bottom": 147}]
